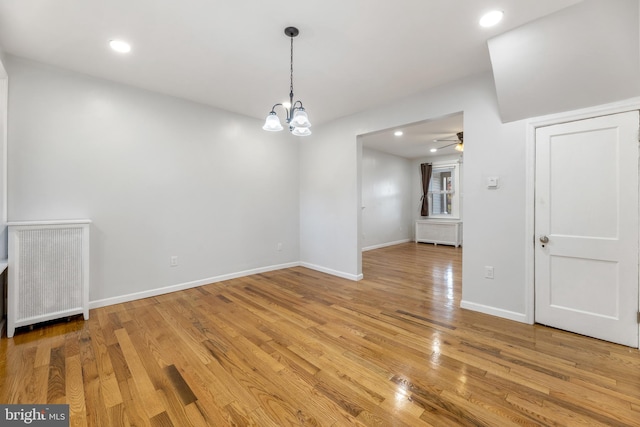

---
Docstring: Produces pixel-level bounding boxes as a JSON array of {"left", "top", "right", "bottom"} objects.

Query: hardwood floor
[{"left": 2, "top": 242, "right": 640, "bottom": 426}]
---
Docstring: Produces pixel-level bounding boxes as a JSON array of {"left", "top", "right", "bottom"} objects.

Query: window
[{"left": 427, "top": 163, "right": 460, "bottom": 218}]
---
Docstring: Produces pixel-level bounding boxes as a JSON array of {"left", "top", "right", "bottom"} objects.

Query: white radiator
[
  {"left": 7, "top": 220, "right": 90, "bottom": 337},
  {"left": 415, "top": 220, "right": 462, "bottom": 247}
]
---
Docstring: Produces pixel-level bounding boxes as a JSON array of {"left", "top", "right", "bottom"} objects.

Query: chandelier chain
[{"left": 289, "top": 35, "right": 294, "bottom": 99}]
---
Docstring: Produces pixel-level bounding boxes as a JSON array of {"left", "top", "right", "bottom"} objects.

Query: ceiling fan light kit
[{"left": 433, "top": 131, "right": 464, "bottom": 152}]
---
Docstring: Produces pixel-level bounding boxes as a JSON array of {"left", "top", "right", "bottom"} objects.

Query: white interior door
[{"left": 535, "top": 111, "right": 639, "bottom": 347}]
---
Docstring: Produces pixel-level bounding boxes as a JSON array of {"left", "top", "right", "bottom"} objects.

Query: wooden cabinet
[{"left": 415, "top": 220, "right": 462, "bottom": 247}]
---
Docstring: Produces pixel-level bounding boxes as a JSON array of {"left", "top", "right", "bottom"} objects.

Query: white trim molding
[
  {"left": 89, "top": 262, "right": 300, "bottom": 309},
  {"left": 300, "top": 262, "right": 364, "bottom": 281},
  {"left": 460, "top": 300, "right": 527, "bottom": 323},
  {"left": 90, "top": 260, "right": 364, "bottom": 310},
  {"left": 362, "top": 239, "right": 411, "bottom": 252}
]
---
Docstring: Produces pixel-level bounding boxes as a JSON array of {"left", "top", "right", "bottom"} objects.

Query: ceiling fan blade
[
  {"left": 434, "top": 132, "right": 463, "bottom": 143},
  {"left": 437, "top": 142, "right": 459, "bottom": 149}
]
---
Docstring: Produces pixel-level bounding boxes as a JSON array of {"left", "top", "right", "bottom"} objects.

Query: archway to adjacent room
[{"left": 357, "top": 111, "right": 464, "bottom": 282}]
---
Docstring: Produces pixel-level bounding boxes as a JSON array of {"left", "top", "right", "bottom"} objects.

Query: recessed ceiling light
[
  {"left": 479, "top": 10, "right": 504, "bottom": 28},
  {"left": 109, "top": 39, "right": 131, "bottom": 53},
  {"left": 394, "top": 131, "right": 403, "bottom": 136},
  {"left": 430, "top": 148, "right": 438, "bottom": 153}
]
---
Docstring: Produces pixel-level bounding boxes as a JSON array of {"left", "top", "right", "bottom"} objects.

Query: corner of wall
[{"left": 0, "top": 53, "right": 7, "bottom": 261}]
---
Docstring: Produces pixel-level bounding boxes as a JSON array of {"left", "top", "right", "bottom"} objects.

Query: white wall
[
  {"left": 489, "top": 0, "right": 640, "bottom": 122},
  {"left": 300, "top": 72, "right": 530, "bottom": 320},
  {"left": 0, "top": 52, "right": 7, "bottom": 326},
  {"left": 361, "top": 147, "right": 412, "bottom": 250},
  {"left": 6, "top": 56, "right": 301, "bottom": 306},
  {"left": 0, "top": 53, "right": 6, "bottom": 261},
  {"left": 298, "top": 123, "right": 362, "bottom": 279}
]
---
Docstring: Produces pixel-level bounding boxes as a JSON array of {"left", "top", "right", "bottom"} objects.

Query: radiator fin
[{"left": 17, "top": 228, "right": 84, "bottom": 319}]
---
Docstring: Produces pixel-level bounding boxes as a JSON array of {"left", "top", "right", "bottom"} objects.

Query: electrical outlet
[
  {"left": 484, "top": 266, "right": 494, "bottom": 279},
  {"left": 170, "top": 256, "right": 178, "bottom": 267}
]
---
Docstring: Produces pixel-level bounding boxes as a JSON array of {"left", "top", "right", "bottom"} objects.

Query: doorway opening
[{"left": 357, "top": 112, "right": 464, "bottom": 278}]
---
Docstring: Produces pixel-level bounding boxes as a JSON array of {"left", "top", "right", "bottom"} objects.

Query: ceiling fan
[{"left": 432, "top": 131, "right": 464, "bottom": 152}]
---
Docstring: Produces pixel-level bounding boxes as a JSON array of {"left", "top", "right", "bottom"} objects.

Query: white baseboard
[
  {"left": 89, "top": 262, "right": 300, "bottom": 309},
  {"left": 299, "top": 262, "right": 363, "bottom": 281},
  {"left": 362, "top": 239, "right": 411, "bottom": 252},
  {"left": 460, "top": 300, "right": 528, "bottom": 324}
]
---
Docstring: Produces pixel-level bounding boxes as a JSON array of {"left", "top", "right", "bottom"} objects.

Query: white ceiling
[
  {"left": 0, "top": 0, "right": 582, "bottom": 130},
  {"left": 360, "top": 112, "right": 464, "bottom": 159},
  {"left": 0, "top": 0, "right": 581, "bottom": 158}
]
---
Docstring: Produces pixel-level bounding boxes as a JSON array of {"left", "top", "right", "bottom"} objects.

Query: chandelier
[{"left": 262, "top": 27, "right": 312, "bottom": 136}]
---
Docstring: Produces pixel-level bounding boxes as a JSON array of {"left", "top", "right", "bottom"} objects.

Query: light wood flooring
[{"left": 2, "top": 243, "right": 640, "bottom": 426}]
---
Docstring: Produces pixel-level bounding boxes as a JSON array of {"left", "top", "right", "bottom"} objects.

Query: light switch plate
[{"left": 486, "top": 176, "right": 499, "bottom": 188}]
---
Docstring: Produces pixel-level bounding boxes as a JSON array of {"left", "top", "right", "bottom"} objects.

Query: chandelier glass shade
[
  {"left": 263, "top": 112, "right": 284, "bottom": 131},
  {"left": 262, "top": 27, "right": 312, "bottom": 136}
]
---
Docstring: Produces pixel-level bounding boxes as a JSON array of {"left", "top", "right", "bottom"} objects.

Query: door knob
[{"left": 539, "top": 235, "right": 549, "bottom": 244}]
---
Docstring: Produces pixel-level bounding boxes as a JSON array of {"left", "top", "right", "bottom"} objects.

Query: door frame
[{"left": 524, "top": 96, "right": 640, "bottom": 348}]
